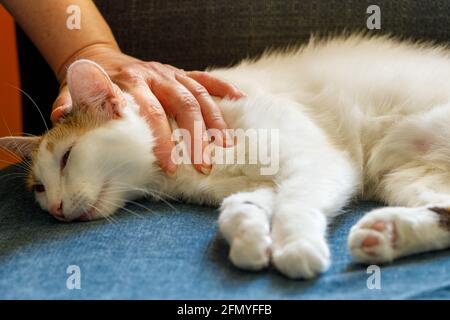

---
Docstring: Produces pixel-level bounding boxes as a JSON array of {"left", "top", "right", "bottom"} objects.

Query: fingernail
[
  {"left": 59, "top": 105, "right": 72, "bottom": 118},
  {"left": 204, "top": 148, "right": 212, "bottom": 164},
  {"left": 232, "top": 85, "right": 246, "bottom": 98},
  {"left": 166, "top": 164, "right": 177, "bottom": 178},
  {"left": 166, "top": 170, "right": 177, "bottom": 178},
  {"left": 224, "top": 131, "right": 234, "bottom": 147},
  {"left": 200, "top": 164, "right": 211, "bottom": 175},
  {"left": 51, "top": 106, "right": 69, "bottom": 123},
  {"left": 200, "top": 151, "right": 212, "bottom": 175},
  {"left": 59, "top": 104, "right": 71, "bottom": 112}
]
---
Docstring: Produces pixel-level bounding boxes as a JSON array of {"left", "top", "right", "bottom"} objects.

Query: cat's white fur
[{"left": 3, "top": 35, "right": 450, "bottom": 279}]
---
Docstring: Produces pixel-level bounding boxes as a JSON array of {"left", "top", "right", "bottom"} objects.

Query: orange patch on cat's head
[
  {"left": 46, "top": 141, "right": 54, "bottom": 152},
  {"left": 44, "top": 109, "right": 105, "bottom": 144},
  {"left": 26, "top": 109, "right": 108, "bottom": 189}
]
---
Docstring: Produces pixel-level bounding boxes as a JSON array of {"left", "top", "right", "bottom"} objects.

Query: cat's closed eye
[
  {"left": 33, "top": 184, "right": 45, "bottom": 193},
  {"left": 61, "top": 147, "right": 72, "bottom": 170}
]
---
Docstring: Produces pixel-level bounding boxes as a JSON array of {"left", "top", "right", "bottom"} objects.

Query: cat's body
[{"left": 3, "top": 35, "right": 450, "bottom": 279}]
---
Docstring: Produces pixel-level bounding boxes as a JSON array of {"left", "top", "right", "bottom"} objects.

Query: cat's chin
[
  {"left": 49, "top": 182, "right": 122, "bottom": 222},
  {"left": 78, "top": 204, "right": 120, "bottom": 221},
  {"left": 73, "top": 206, "right": 105, "bottom": 222},
  {"left": 62, "top": 205, "right": 117, "bottom": 222},
  {"left": 74, "top": 189, "right": 108, "bottom": 221},
  {"left": 76, "top": 212, "right": 91, "bottom": 221}
]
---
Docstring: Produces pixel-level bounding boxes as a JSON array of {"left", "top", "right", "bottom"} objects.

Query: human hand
[{"left": 51, "top": 44, "right": 244, "bottom": 175}]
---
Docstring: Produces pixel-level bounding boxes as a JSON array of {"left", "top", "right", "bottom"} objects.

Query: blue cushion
[{"left": 1, "top": 164, "right": 449, "bottom": 299}]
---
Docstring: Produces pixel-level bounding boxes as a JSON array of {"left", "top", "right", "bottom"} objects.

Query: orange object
[{"left": 0, "top": 6, "right": 22, "bottom": 169}]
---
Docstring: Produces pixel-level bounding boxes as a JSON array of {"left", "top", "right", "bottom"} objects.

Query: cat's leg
[
  {"left": 270, "top": 151, "right": 358, "bottom": 279},
  {"left": 349, "top": 170, "right": 450, "bottom": 263},
  {"left": 218, "top": 188, "right": 275, "bottom": 270}
]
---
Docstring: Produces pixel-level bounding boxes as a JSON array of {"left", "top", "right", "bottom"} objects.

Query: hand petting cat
[
  {"left": 2, "top": 0, "right": 243, "bottom": 176},
  {"left": 51, "top": 44, "right": 244, "bottom": 176}
]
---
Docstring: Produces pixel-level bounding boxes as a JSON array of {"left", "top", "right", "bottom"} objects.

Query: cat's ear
[
  {"left": 67, "top": 59, "right": 124, "bottom": 119},
  {"left": 0, "top": 136, "right": 40, "bottom": 159}
]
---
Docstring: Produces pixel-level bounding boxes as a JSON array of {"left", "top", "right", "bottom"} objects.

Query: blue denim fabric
[{"left": 0, "top": 165, "right": 449, "bottom": 299}]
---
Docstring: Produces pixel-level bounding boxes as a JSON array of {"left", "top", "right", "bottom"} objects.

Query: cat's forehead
[
  {"left": 26, "top": 136, "right": 67, "bottom": 189},
  {"left": 32, "top": 112, "right": 98, "bottom": 165},
  {"left": 39, "top": 134, "right": 75, "bottom": 156},
  {"left": 28, "top": 121, "right": 88, "bottom": 185},
  {"left": 45, "top": 111, "right": 100, "bottom": 140},
  {"left": 38, "top": 111, "right": 102, "bottom": 148},
  {"left": 33, "top": 133, "right": 75, "bottom": 175},
  {"left": 28, "top": 109, "right": 116, "bottom": 185}
]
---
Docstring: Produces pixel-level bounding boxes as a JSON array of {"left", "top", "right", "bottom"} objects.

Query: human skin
[{"left": 2, "top": 0, "right": 244, "bottom": 175}]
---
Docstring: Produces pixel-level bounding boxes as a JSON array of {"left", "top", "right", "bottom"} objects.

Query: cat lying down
[{"left": 2, "top": 35, "right": 450, "bottom": 279}]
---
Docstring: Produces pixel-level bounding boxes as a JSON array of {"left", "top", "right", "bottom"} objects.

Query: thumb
[{"left": 51, "top": 84, "right": 72, "bottom": 124}]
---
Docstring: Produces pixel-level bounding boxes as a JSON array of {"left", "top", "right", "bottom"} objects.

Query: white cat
[{"left": 2, "top": 35, "right": 450, "bottom": 279}]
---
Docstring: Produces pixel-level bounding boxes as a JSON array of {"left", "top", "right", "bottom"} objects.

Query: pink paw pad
[{"left": 360, "top": 221, "right": 397, "bottom": 254}]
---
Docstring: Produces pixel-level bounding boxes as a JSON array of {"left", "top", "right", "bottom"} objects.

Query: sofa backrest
[{"left": 17, "top": 0, "right": 450, "bottom": 134}]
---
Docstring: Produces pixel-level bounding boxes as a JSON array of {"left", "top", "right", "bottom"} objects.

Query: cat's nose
[{"left": 49, "top": 201, "right": 64, "bottom": 219}]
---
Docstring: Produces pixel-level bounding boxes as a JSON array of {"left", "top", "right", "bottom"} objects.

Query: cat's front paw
[
  {"left": 272, "top": 238, "right": 330, "bottom": 279},
  {"left": 348, "top": 210, "right": 398, "bottom": 263},
  {"left": 229, "top": 233, "right": 271, "bottom": 271},
  {"left": 219, "top": 198, "right": 272, "bottom": 271}
]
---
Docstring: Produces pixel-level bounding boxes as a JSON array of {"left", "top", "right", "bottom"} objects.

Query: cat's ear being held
[
  {"left": 67, "top": 59, "right": 125, "bottom": 119},
  {"left": 0, "top": 136, "right": 40, "bottom": 159}
]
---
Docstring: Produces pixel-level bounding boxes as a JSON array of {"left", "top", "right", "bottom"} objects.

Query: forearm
[{"left": 2, "top": 0, "right": 120, "bottom": 82}]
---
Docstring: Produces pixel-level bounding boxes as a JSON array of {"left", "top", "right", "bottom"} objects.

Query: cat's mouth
[
  {"left": 74, "top": 182, "right": 109, "bottom": 222},
  {"left": 76, "top": 212, "right": 92, "bottom": 222}
]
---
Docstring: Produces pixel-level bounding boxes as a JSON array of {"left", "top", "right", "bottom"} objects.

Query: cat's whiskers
[
  {"left": 0, "top": 147, "right": 24, "bottom": 165},
  {"left": 110, "top": 181, "right": 179, "bottom": 212},
  {"left": 101, "top": 190, "right": 157, "bottom": 214},
  {"left": 145, "top": 186, "right": 179, "bottom": 201},
  {"left": 124, "top": 200, "right": 156, "bottom": 214},
  {"left": 21, "top": 132, "right": 39, "bottom": 138},
  {"left": 0, "top": 119, "right": 34, "bottom": 172},
  {"left": 0, "top": 159, "right": 31, "bottom": 172},
  {"left": 102, "top": 212, "right": 116, "bottom": 224},
  {"left": 146, "top": 186, "right": 180, "bottom": 202},
  {"left": 111, "top": 181, "right": 179, "bottom": 201},
  {"left": 5, "top": 156, "right": 34, "bottom": 175},
  {"left": 0, "top": 172, "right": 30, "bottom": 179},
  {"left": 0, "top": 173, "right": 31, "bottom": 184},
  {"left": 87, "top": 202, "right": 117, "bottom": 224},
  {"left": 0, "top": 164, "right": 30, "bottom": 179},
  {"left": 98, "top": 197, "right": 144, "bottom": 219},
  {"left": 0, "top": 85, "right": 45, "bottom": 182},
  {"left": 101, "top": 187, "right": 159, "bottom": 212},
  {"left": 4, "top": 83, "right": 49, "bottom": 132}
]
